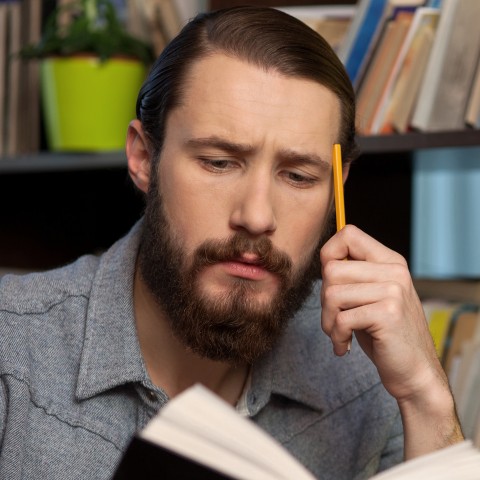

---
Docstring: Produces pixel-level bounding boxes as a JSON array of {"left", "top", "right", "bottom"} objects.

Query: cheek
[
  {"left": 279, "top": 192, "right": 333, "bottom": 262},
  {"left": 159, "top": 171, "right": 230, "bottom": 251}
]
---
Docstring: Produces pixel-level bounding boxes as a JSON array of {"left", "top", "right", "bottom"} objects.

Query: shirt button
[{"left": 147, "top": 390, "right": 157, "bottom": 401}]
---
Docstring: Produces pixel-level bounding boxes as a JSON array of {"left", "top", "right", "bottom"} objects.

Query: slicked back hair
[{"left": 136, "top": 5, "right": 358, "bottom": 168}]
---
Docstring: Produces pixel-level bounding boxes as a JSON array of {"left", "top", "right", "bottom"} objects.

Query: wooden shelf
[
  {"left": 0, "top": 150, "right": 126, "bottom": 174},
  {"left": 1, "top": 130, "right": 478, "bottom": 174},
  {"left": 358, "top": 130, "right": 480, "bottom": 154}
]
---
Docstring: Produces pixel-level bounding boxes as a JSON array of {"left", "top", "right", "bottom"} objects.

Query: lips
[{"left": 220, "top": 255, "right": 270, "bottom": 281}]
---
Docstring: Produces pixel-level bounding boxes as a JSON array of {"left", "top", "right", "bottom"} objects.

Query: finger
[
  {"left": 320, "top": 225, "right": 407, "bottom": 265},
  {"left": 321, "top": 259, "right": 412, "bottom": 290},
  {"left": 321, "top": 281, "right": 406, "bottom": 338},
  {"left": 325, "top": 301, "right": 395, "bottom": 358}
]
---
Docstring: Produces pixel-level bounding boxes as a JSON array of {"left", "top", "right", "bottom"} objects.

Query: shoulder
[
  {"left": 0, "top": 255, "right": 101, "bottom": 379},
  {"left": 0, "top": 254, "right": 100, "bottom": 316}
]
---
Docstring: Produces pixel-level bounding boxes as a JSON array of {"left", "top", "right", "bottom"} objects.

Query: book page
[
  {"left": 372, "top": 441, "right": 480, "bottom": 479},
  {"left": 141, "top": 384, "right": 315, "bottom": 480}
]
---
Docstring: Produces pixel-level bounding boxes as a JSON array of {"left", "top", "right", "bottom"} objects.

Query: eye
[
  {"left": 198, "top": 157, "right": 237, "bottom": 173},
  {"left": 282, "top": 170, "right": 318, "bottom": 188}
]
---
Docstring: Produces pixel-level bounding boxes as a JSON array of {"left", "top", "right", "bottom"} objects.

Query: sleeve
[
  {"left": 377, "top": 410, "right": 404, "bottom": 473},
  {"left": 0, "top": 376, "right": 7, "bottom": 447}
]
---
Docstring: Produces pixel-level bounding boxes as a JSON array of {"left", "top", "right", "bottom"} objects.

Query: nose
[{"left": 229, "top": 174, "right": 277, "bottom": 237}]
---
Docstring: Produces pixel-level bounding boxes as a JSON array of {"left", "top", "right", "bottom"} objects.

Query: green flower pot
[{"left": 41, "top": 56, "right": 146, "bottom": 151}]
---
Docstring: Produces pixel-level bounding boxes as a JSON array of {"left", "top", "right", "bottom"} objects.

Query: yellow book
[{"left": 424, "top": 302, "right": 457, "bottom": 358}]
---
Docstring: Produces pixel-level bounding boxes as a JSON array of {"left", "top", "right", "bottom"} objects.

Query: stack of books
[
  {"left": 337, "top": 0, "right": 480, "bottom": 135},
  {"left": 0, "top": 0, "right": 42, "bottom": 158},
  {"left": 415, "top": 278, "right": 480, "bottom": 443}
]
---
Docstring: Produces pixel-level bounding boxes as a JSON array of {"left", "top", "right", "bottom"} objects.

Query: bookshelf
[
  {"left": 1, "top": 129, "right": 478, "bottom": 174},
  {"left": 1, "top": 0, "right": 479, "bottom": 273},
  {"left": 1, "top": 130, "right": 478, "bottom": 272}
]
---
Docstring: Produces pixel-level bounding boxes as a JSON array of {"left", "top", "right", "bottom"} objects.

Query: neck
[{"left": 133, "top": 266, "right": 249, "bottom": 405}]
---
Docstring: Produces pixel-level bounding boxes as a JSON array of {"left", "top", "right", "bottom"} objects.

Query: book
[
  {"left": 14, "top": 0, "right": 42, "bottom": 155},
  {"left": 4, "top": 0, "right": 21, "bottom": 157},
  {"left": 126, "top": 0, "right": 167, "bottom": 56},
  {"left": 278, "top": 5, "right": 355, "bottom": 53},
  {"left": 112, "top": 384, "right": 480, "bottom": 480},
  {"left": 355, "top": 9, "right": 414, "bottom": 134},
  {"left": 474, "top": 411, "right": 480, "bottom": 449},
  {"left": 337, "top": 0, "right": 387, "bottom": 87},
  {"left": 0, "top": 2, "right": 8, "bottom": 155},
  {"left": 442, "top": 308, "right": 479, "bottom": 375},
  {"left": 338, "top": 0, "right": 423, "bottom": 89},
  {"left": 371, "top": 440, "right": 480, "bottom": 479},
  {"left": 113, "top": 384, "right": 317, "bottom": 480},
  {"left": 387, "top": 11, "right": 438, "bottom": 133},
  {"left": 370, "top": 7, "right": 440, "bottom": 134},
  {"left": 451, "top": 339, "right": 480, "bottom": 439},
  {"left": 126, "top": 0, "right": 183, "bottom": 56},
  {"left": 155, "top": 0, "right": 183, "bottom": 42},
  {"left": 421, "top": 299, "right": 460, "bottom": 358},
  {"left": 173, "top": 0, "right": 204, "bottom": 27},
  {"left": 465, "top": 57, "right": 480, "bottom": 128},
  {"left": 411, "top": 0, "right": 480, "bottom": 131}
]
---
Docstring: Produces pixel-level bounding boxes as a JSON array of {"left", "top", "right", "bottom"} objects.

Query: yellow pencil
[
  {"left": 332, "top": 143, "right": 346, "bottom": 231},
  {"left": 332, "top": 143, "right": 351, "bottom": 353}
]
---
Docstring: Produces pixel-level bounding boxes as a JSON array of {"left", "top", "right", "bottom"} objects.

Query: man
[{"left": 0, "top": 6, "right": 462, "bottom": 480}]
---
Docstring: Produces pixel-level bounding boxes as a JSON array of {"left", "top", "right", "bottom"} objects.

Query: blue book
[{"left": 339, "top": 0, "right": 388, "bottom": 87}]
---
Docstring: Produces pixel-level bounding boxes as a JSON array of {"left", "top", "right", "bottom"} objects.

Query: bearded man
[{"left": 0, "top": 6, "right": 462, "bottom": 480}]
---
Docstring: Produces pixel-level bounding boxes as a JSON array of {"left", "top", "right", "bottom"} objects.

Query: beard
[{"left": 138, "top": 174, "right": 335, "bottom": 365}]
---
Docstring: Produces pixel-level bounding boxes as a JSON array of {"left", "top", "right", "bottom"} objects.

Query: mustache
[{"left": 191, "top": 234, "right": 293, "bottom": 277}]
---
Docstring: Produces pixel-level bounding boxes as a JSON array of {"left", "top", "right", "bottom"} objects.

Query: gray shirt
[{"left": 0, "top": 221, "right": 403, "bottom": 479}]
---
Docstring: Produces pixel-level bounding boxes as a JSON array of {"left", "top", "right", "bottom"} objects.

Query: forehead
[{"left": 171, "top": 53, "right": 341, "bottom": 158}]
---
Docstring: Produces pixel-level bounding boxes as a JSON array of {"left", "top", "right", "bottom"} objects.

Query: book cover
[
  {"left": 369, "top": 7, "right": 440, "bottom": 134},
  {"left": 355, "top": 10, "right": 414, "bottom": 134},
  {"left": 339, "top": 0, "right": 424, "bottom": 89},
  {"left": 278, "top": 5, "right": 355, "bottom": 53},
  {"left": 112, "top": 384, "right": 316, "bottom": 480},
  {"left": 465, "top": 57, "right": 480, "bottom": 128},
  {"left": 451, "top": 339, "right": 480, "bottom": 439},
  {"left": 113, "top": 437, "right": 233, "bottom": 480},
  {"left": 388, "top": 18, "right": 437, "bottom": 133},
  {"left": 4, "top": 0, "right": 21, "bottom": 157},
  {"left": 0, "top": 3, "right": 8, "bottom": 155},
  {"left": 17, "top": 0, "right": 42, "bottom": 155},
  {"left": 442, "top": 308, "right": 479, "bottom": 375},
  {"left": 338, "top": 0, "right": 387, "bottom": 87},
  {"left": 411, "top": 0, "right": 480, "bottom": 131},
  {"left": 111, "top": 384, "right": 480, "bottom": 480}
]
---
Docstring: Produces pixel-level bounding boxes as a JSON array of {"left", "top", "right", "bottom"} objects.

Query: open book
[{"left": 112, "top": 384, "right": 480, "bottom": 480}]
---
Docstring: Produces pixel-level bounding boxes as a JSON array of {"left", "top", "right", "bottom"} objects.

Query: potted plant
[{"left": 21, "top": 0, "right": 154, "bottom": 152}]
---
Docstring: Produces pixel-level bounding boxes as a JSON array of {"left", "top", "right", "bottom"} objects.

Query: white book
[
  {"left": 411, "top": 0, "right": 480, "bottom": 131},
  {"left": 113, "top": 384, "right": 480, "bottom": 480},
  {"left": 465, "top": 58, "right": 480, "bottom": 128},
  {"left": 369, "top": 7, "right": 440, "bottom": 134}
]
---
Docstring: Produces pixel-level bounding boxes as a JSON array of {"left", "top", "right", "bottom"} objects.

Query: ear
[{"left": 126, "top": 119, "right": 152, "bottom": 194}]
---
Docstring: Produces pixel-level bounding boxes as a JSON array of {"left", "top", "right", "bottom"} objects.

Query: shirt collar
[
  {"left": 75, "top": 221, "right": 381, "bottom": 412},
  {"left": 75, "top": 220, "right": 148, "bottom": 400},
  {"left": 249, "top": 282, "right": 383, "bottom": 416}
]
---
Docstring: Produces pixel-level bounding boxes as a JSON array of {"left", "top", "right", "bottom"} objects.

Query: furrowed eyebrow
[
  {"left": 185, "top": 137, "right": 255, "bottom": 156},
  {"left": 185, "top": 136, "right": 331, "bottom": 173},
  {"left": 277, "top": 148, "right": 331, "bottom": 174}
]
